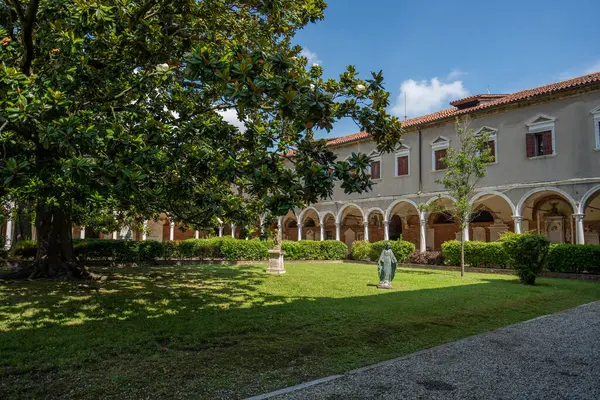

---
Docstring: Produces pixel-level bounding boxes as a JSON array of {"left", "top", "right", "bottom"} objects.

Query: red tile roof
[
  {"left": 449, "top": 93, "right": 508, "bottom": 107},
  {"left": 324, "top": 71, "right": 600, "bottom": 147}
]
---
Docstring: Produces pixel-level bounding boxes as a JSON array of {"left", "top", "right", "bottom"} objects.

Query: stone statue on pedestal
[
  {"left": 377, "top": 243, "right": 397, "bottom": 289},
  {"left": 266, "top": 227, "right": 286, "bottom": 274}
]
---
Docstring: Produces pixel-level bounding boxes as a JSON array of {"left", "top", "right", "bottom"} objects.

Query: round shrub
[
  {"left": 501, "top": 232, "right": 550, "bottom": 285},
  {"left": 369, "top": 240, "right": 415, "bottom": 262},
  {"left": 321, "top": 240, "right": 348, "bottom": 260},
  {"left": 351, "top": 240, "right": 371, "bottom": 261}
]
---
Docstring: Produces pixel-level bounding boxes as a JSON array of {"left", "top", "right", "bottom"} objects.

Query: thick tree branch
[{"left": 9, "top": 0, "right": 40, "bottom": 75}]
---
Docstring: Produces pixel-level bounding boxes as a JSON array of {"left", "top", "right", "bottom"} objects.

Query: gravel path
[{"left": 250, "top": 301, "right": 600, "bottom": 400}]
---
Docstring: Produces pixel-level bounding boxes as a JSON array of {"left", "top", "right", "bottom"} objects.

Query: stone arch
[
  {"left": 319, "top": 211, "right": 336, "bottom": 226},
  {"left": 336, "top": 203, "right": 365, "bottom": 224},
  {"left": 516, "top": 187, "right": 577, "bottom": 217},
  {"left": 298, "top": 206, "right": 320, "bottom": 224},
  {"left": 470, "top": 190, "right": 516, "bottom": 215},
  {"left": 366, "top": 207, "right": 386, "bottom": 243},
  {"left": 385, "top": 199, "right": 419, "bottom": 221},
  {"left": 578, "top": 185, "right": 600, "bottom": 214},
  {"left": 424, "top": 194, "right": 457, "bottom": 207},
  {"left": 578, "top": 185, "right": 600, "bottom": 244}
]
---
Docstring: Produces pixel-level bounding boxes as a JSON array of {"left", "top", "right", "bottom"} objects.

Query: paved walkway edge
[{"left": 245, "top": 301, "right": 600, "bottom": 400}]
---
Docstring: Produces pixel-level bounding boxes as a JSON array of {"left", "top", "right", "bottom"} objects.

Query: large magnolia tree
[{"left": 0, "top": 0, "right": 402, "bottom": 278}]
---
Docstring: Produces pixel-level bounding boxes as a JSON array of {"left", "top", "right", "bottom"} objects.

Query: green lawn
[{"left": 1, "top": 263, "right": 599, "bottom": 399}]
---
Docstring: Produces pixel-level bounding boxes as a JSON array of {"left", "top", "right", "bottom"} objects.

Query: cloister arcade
[{"left": 5, "top": 184, "right": 600, "bottom": 250}]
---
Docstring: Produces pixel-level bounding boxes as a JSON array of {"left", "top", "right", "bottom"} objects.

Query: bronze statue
[{"left": 377, "top": 242, "right": 397, "bottom": 289}]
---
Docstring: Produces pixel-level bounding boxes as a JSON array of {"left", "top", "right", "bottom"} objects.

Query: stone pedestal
[{"left": 266, "top": 249, "right": 286, "bottom": 274}]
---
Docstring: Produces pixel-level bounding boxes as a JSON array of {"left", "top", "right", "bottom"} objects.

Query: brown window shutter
[
  {"left": 526, "top": 134, "right": 535, "bottom": 157},
  {"left": 371, "top": 160, "right": 380, "bottom": 179},
  {"left": 488, "top": 140, "right": 496, "bottom": 161},
  {"left": 542, "top": 130, "right": 553, "bottom": 155},
  {"left": 397, "top": 156, "right": 408, "bottom": 176},
  {"left": 435, "top": 149, "right": 447, "bottom": 170}
]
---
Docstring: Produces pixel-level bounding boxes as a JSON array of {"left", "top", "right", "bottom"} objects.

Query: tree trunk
[
  {"left": 27, "top": 202, "right": 89, "bottom": 280},
  {"left": 460, "top": 236, "right": 465, "bottom": 277}
]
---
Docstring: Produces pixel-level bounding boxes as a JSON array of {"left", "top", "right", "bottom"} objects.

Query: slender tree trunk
[{"left": 460, "top": 236, "right": 465, "bottom": 277}]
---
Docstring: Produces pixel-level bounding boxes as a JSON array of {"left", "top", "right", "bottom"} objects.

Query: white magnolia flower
[
  {"left": 312, "top": 63, "right": 320, "bottom": 68},
  {"left": 155, "top": 63, "right": 169, "bottom": 72},
  {"left": 310, "top": 84, "right": 315, "bottom": 90},
  {"left": 355, "top": 84, "right": 366, "bottom": 92}
]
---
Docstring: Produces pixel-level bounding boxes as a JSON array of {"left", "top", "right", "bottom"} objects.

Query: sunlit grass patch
[{"left": 0, "top": 263, "right": 598, "bottom": 399}]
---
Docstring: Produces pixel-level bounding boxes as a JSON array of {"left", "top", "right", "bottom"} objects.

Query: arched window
[
  {"left": 287, "top": 220, "right": 298, "bottom": 228},
  {"left": 304, "top": 218, "right": 316, "bottom": 228}
]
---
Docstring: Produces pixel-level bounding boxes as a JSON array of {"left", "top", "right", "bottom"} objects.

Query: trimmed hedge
[
  {"left": 546, "top": 244, "right": 600, "bottom": 274},
  {"left": 442, "top": 240, "right": 509, "bottom": 268},
  {"left": 282, "top": 240, "right": 348, "bottom": 260},
  {"left": 350, "top": 240, "right": 371, "bottom": 261},
  {"left": 368, "top": 240, "right": 415, "bottom": 263},
  {"left": 8, "top": 238, "right": 347, "bottom": 262}
]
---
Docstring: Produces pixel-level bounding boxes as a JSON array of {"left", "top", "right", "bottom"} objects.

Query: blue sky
[{"left": 292, "top": 0, "right": 600, "bottom": 139}]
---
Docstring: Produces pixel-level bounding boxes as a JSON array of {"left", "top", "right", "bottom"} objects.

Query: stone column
[
  {"left": 142, "top": 221, "right": 148, "bottom": 241},
  {"left": 112, "top": 231, "right": 118, "bottom": 240},
  {"left": 512, "top": 216, "right": 523, "bottom": 234},
  {"left": 31, "top": 224, "right": 36, "bottom": 241},
  {"left": 320, "top": 223, "right": 325, "bottom": 241},
  {"left": 169, "top": 221, "right": 175, "bottom": 241},
  {"left": 231, "top": 224, "right": 236, "bottom": 238},
  {"left": 4, "top": 214, "right": 13, "bottom": 250},
  {"left": 297, "top": 222, "right": 303, "bottom": 241},
  {"left": 194, "top": 230, "right": 200, "bottom": 239},
  {"left": 335, "top": 222, "right": 341, "bottom": 241},
  {"left": 573, "top": 214, "right": 585, "bottom": 245},
  {"left": 80, "top": 226, "right": 86, "bottom": 239},
  {"left": 462, "top": 223, "right": 470, "bottom": 242},
  {"left": 419, "top": 211, "right": 428, "bottom": 254},
  {"left": 363, "top": 221, "right": 369, "bottom": 242},
  {"left": 383, "top": 220, "right": 389, "bottom": 240},
  {"left": 218, "top": 225, "right": 224, "bottom": 237}
]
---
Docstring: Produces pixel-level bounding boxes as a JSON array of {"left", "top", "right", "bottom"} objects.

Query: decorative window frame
[
  {"left": 474, "top": 126, "right": 498, "bottom": 164},
  {"left": 591, "top": 105, "right": 600, "bottom": 150},
  {"left": 368, "top": 150, "right": 382, "bottom": 180},
  {"left": 394, "top": 144, "right": 411, "bottom": 177},
  {"left": 525, "top": 114, "right": 557, "bottom": 159},
  {"left": 431, "top": 136, "right": 450, "bottom": 172}
]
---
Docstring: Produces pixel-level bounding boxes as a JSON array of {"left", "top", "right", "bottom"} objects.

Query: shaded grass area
[{"left": 1, "top": 264, "right": 599, "bottom": 399}]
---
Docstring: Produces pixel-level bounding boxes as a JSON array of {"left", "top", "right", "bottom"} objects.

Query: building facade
[
  {"left": 280, "top": 72, "right": 600, "bottom": 252},
  {"left": 3, "top": 72, "right": 600, "bottom": 252}
]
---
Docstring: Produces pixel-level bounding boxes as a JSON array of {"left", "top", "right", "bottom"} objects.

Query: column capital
[
  {"left": 335, "top": 222, "right": 341, "bottom": 227},
  {"left": 512, "top": 215, "right": 523, "bottom": 221},
  {"left": 170, "top": 221, "right": 175, "bottom": 226},
  {"left": 363, "top": 221, "right": 369, "bottom": 227},
  {"left": 572, "top": 213, "right": 585, "bottom": 218}
]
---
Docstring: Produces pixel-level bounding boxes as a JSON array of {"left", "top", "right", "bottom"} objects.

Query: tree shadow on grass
[{"left": 0, "top": 265, "right": 598, "bottom": 400}]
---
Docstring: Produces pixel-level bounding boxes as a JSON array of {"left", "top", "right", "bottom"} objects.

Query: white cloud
[
  {"left": 391, "top": 77, "right": 469, "bottom": 118},
  {"left": 584, "top": 60, "right": 600, "bottom": 75},
  {"left": 217, "top": 108, "right": 246, "bottom": 132},
  {"left": 300, "top": 48, "right": 321, "bottom": 65},
  {"left": 447, "top": 68, "right": 466, "bottom": 80}
]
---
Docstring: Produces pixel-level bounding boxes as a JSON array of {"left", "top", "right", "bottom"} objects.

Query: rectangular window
[
  {"left": 487, "top": 140, "right": 496, "bottom": 162},
  {"left": 434, "top": 149, "right": 447, "bottom": 170},
  {"left": 370, "top": 160, "right": 381, "bottom": 179},
  {"left": 526, "top": 130, "right": 552, "bottom": 157},
  {"left": 326, "top": 231, "right": 333, "bottom": 240},
  {"left": 396, "top": 155, "right": 409, "bottom": 176}
]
